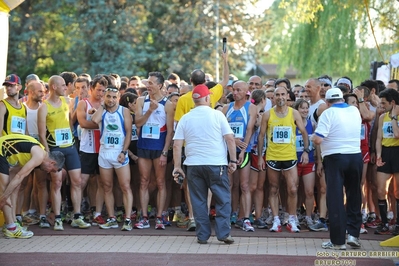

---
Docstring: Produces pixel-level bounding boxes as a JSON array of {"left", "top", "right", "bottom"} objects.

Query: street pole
[{"left": 215, "top": 0, "right": 219, "bottom": 81}]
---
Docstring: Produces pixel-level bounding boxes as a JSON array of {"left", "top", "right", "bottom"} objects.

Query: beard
[{"left": 7, "top": 92, "right": 18, "bottom": 97}]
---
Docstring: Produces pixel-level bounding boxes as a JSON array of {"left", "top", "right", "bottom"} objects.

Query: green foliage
[{"left": 6, "top": 0, "right": 258, "bottom": 82}]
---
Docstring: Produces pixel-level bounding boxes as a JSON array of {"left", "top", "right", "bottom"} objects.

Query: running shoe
[
  {"left": 254, "top": 219, "right": 268, "bottom": 229},
  {"left": 287, "top": 218, "right": 300, "bottom": 233},
  {"left": 230, "top": 212, "right": 238, "bottom": 225},
  {"left": 39, "top": 217, "right": 50, "bottom": 228},
  {"left": 4, "top": 226, "right": 34, "bottom": 239},
  {"left": 235, "top": 219, "right": 243, "bottom": 229},
  {"left": 359, "top": 223, "right": 368, "bottom": 234},
  {"left": 187, "top": 219, "right": 196, "bottom": 231},
  {"left": 155, "top": 218, "right": 165, "bottom": 230},
  {"left": 54, "top": 218, "right": 64, "bottom": 231},
  {"left": 121, "top": 219, "right": 132, "bottom": 231},
  {"left": 218, "top": 235, "right": 235, "bottom": 244},
  {"left": 347, "top": 235, "right": 361, "bottom": 248},
  {"left": 270, "top": 218, "right": 282, "bottom": 232},
  {"left": 161, "top": 211, "right": 171, "bottom": 226},
  {"left": 22, "top": 213, "right": 40, "bottom": 225},
  {"left": 92, "top": 215, "right": 106, "bottom": 226},
  {"left": 134, "top": 218, "right": 150, "bottom": 229},
  {"left": 305, "top": 216, "right": 314, "bottom": 228},
  {"left": 374, "top": 224, "right": 391, "bottom": 235},
  {"left": 100, "top": 218, "right": 118, "bottom": 229},
  {"left": 309, "top": 220, "right": 328, "bottom": 232},
  {"left": 322, "top": 241, "right": 346, "bottom": 250},
  {"left": 242, "top": 219, "right": 255, "bottom": 232},
  {"left": 71, "top": 216, "right": 91, "bottom": 229},
  {"left": 392, "top": 225, "right": 399, "bottom": 236},
  {"left": 116, "top": 210, "right": 124, "bottom": 223}
]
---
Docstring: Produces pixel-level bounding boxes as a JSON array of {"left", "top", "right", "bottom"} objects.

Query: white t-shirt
[
  {"left": 173, "top": 105, "right": 233, "bottom": 166},
  {"left": 315, "top": 102, "right": 361, "bottom": 158},
  {"left": 309, "top": 99, "right": 325, "bottom": 125}
]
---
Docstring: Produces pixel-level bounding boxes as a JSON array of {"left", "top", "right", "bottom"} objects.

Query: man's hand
[
  {"left": 149, "top": 100, "right": 159, "bottom": 112},
  {"left": 117, "top": 152, "right": 126, "bottom": 164}
]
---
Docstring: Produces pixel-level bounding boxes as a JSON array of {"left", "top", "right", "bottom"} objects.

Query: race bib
[
  {"left": 229, "top": 122, "right": 244, "bottom": 138},
  {"left": 142, "top": 123, "right": 160, "bottom": 139},
  {"left": 273, "top": 126, "right": 292, "bottom": 144},
  {"left": 55, "top": 128, "right": 72, "bottom": 146},
  {"left": 131, "top": 125, "right": 138, "bottom": 141},
  {"left": 382, "top": 121, "right": 398, "bottom": 139},
  {"left": 360, "top": 124, "right": 366, "bottom": 140},
  {"left": 296, "top": 135, "right": 304, "bottom": 152},
  {"left": 11, "top": 116, "right": 26, "bottom": 134},
  {"left": 104, "top": 132, "right": 122, "bottom": 148}
]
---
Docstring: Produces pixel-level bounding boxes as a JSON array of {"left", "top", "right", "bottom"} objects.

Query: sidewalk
[{"left": 0, "top": 234, "right": 398, "bottom": 265}]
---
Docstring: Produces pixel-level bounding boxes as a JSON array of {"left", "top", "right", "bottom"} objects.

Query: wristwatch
[
  {"left": 304, "top": 148, "right": 311, "bottom": 153},
  {"left": 392, "top": 115, "right": 398, "bottom": 121},
  {"left": 121, "top": 150, "right": 128, "bottom": 156},
  {"left": 229, "top": 160, "right": 237, "bottom": 164},
  {"left": 161, "top": 151, "right": 168, "bottom": 157},
  {"left": 358, "top": 97, "right": 364, "bottom": 103}
]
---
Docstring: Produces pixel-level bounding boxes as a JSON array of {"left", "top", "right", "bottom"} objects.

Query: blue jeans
[{"left": 187, "top": 165, "right": 231, "bottom": 241}]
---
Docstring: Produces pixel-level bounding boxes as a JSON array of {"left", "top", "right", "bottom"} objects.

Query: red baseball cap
[
  {"left": 3, "top": 74, "right": 21, "bottom": 86},
  {"left": 192, "top": 84, "right": 211, "bottom": 99}
]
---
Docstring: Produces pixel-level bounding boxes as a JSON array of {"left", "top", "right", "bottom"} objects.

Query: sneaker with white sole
[
  {"left": 71, "top": 216, "right": 91, "bottom": 229},
  {"left": 242, "top": 219, "right": 254, "bottom": 232},
  {"left": 309, "top": 220, "right": 328, "bottom": 232},
  {"left": 155, "top": 218, "right": 165, "bottom": 230},
  {"left": 359, "top": 224, "right": 368, "bottom": 234},
  {"left": 100, "top": 218, "right": 118, "bottom": 229},
  {"left": 322, "top": 241, "right": 346, "bottom": 250},
  {"left": 287, "top": 218, "right": 300, "bottom": 233},
  {"left": 39, "top": 217, "right": 50, "bottom": 228},
  {"left": 305, "top": 216, "right": 314, "bottom": 228},
  {"left": 134, "top": 218, "right": 150, "bottom": 229},
  {"left": 270, "top": 218, "right": 282, "bottom": 232},
  {"left": 4, "top": 226, "right": 34, "bottom": 239},
  {"left": 347, "top": 234, "right": 361, "bottom": 248},
  {"left": 121, "top": 219, "right": 132, "bottom": 231},
  {"left": 54, "top": 218, "right": 64, "bottom": 231}
]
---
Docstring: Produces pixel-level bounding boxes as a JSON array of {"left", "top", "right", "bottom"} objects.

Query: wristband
[
  {"left": 121, "top": 150, "right": 127, "bottom": 156},
  {"left": 229, "top": 160, "right": 237, "bottom": 164},
  {"left": 161, "top": 151, "right": 168, "bottom": 157}
]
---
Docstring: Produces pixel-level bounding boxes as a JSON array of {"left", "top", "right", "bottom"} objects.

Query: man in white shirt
[
  {"left": 172, "top": 84, "right": 237, "bottom": 245},
  {"left": 313, "top": 88, "right": 363, "bottom": 250}
]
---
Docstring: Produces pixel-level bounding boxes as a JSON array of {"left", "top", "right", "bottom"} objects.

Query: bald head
[
  {"left": 27, "top": 81, "right": 42, "bottom": 92},
  {"left": 248, "top": 75, "right": 262, "bottom": 91},
  {"left": 48, "top": 75, "right": 64, "bottom": 91}
]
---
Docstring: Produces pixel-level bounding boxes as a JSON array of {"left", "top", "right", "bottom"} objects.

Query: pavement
[{"left": 0, "top": 219, "right": 398, "bottom": 266}]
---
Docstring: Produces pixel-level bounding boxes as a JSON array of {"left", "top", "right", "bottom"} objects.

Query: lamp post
[{"left": 215, "top": 0, "right": 219, "bottom": 81}]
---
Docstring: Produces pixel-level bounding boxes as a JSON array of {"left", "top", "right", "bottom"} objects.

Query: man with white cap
[
  {"left": 172, "top": 84, "right": 237, "bottom": 244},
  {"left": 337, "top": 77, "right": 352, "bottom": 93},
  {"left": 312, "top": 87, "right": 363, "bottom": 250}
]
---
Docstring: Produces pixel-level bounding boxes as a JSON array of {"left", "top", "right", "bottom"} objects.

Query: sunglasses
[
  {"left": 322, "top": 83, "right": 331, "bottom": 87},
  {"left": 105, "top": 87, "right": 119, "bottom": 92}
]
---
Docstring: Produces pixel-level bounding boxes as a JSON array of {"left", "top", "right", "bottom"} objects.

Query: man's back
[{"left": 175, "top": 105, "right": 230, "bottom": 165}]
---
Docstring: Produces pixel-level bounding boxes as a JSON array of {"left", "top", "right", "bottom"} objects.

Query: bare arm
[
  {"left": 135, "top": 97, "right": 158, "bottom": 127},
  {"left": 37, "top": 103, "right": 50, "bottom": 152},
  {"left": 117, "top": 107, "right": 132, "bottom": 164},
  {"left": 172, "top": 139, "right": 184, "bottom": 178},
  {"left": 0, "top": 102, "right": 6, "bottom": 137},
  {"left": 163, "top": 101, "right": 175, "bottom": 153},
  {"left": 76, "top": 100, "right": 98, "bottom": 129},
  {"left": 219, "top": 51, "right": 229, "bottom": 88},
  {"left": 257, "top": 111, "right": 270, "bottom": 171},
  {"left": 375, "top": 114, "right": 386, "bottom": 167},
  {"left": 294, "top": 109, "right": 309, "bottom": 164},
  {"left": 224, "top": 133, "right": 237, "bottom": 174},
  {"left": 91, "top": 105, "right": 105, "bottom": 125}
]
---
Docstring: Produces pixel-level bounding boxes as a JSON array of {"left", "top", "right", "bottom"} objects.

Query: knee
[
  {"left": 287, "top": 186, "right": 298, "bottom": 197},
  {"left": 319, "top": 186, "right": 327, "bottom": 195},
  {"left": 119, "top": 182, "right": 132, "bottom": 194},
  {"left": 376, "top": 187, "right": 387, "bottom": 199},
  {"left": 305, "top": 189, "right": 314, "bottom": 199},
  {"left": 240, "top": 183, "right": 250, "bottom": 194},
  {"left": 269, "top": 186, "right": 279, "bottom": 196}
]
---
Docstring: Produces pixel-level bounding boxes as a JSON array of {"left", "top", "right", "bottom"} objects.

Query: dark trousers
[
  {"left": 187, "top": 165, "right": 231, "bottom": 241},
  {"left": 323, "top": 153, "right": 362, "bottom": 245}
]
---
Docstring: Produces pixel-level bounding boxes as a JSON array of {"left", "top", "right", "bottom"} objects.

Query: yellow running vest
[
  {"left": 45, "top": 97, "right": 74, "bottom": 148},
  {"left": 1, "top": 99, "right": 26, "bottom": 136},
  {"left": 266, "top": 107, "right": 297, "bottom": 161},
  {"left": 381, "top": 112, "right": 399, "bottom": 147},
  {"left": 0, "top": 134, "right": 44, "bottom": 167}
]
